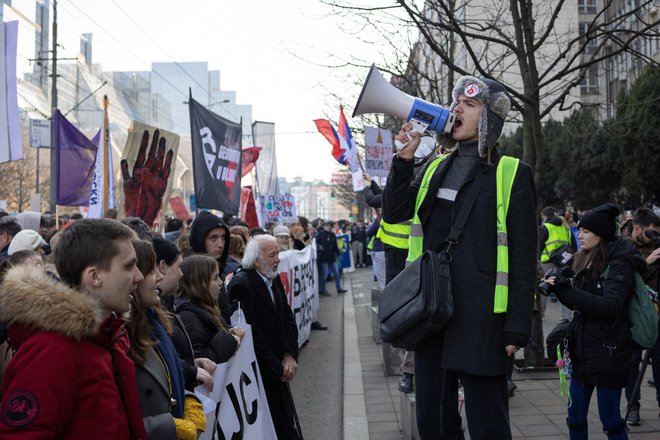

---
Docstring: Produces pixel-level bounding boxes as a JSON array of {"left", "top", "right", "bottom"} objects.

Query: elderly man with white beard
[{"left": 227, "top": 234, "right": 301, "bottom": 440}]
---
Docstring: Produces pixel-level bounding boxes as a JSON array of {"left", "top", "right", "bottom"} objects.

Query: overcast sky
[{"left": 50, "top": 0, "right": 402, "bottom": 181}]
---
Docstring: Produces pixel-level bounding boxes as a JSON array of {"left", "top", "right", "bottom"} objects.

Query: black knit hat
[
  {"left": 578, "top": 203, "right": 620, "bottom": 242},
  {"left": 152, "top": 236, "right": 181, "bottom": 266}
]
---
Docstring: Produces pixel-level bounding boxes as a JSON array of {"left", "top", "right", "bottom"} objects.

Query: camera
[
  {"left": 537, "top": 267, "right": 576, "bottom": 297},
  {"left": 645, "top": 229, "right": 660, "bottom": 249}
]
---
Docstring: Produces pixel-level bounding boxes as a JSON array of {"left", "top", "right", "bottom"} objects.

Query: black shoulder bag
[{"left": 378, "top": 168, "right": 489, "bottom": 350}]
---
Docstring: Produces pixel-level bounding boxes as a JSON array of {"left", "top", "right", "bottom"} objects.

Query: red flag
[
  {"left": 314, "top": 119, "right": 348, "bottom": 165},
  {"left": 239, "top": 186, "right": 259, "bottom": 229},
  {"left": 241, "top": 146, "right": 262, "bottom": 177},
  {"left": 169, "top": 196, "right": 190, "bottom": 221}
]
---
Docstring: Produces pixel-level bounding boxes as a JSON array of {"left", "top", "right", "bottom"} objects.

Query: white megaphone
[{"left": 353, "top": 64, "right": 455, "bottom": 152}]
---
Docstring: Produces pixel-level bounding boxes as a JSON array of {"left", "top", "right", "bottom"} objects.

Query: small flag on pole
[{"left": 88, "top": 96, "right": 116, "bottom": 218}]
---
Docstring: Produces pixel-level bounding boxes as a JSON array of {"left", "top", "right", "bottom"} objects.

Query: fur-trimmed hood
[{"left": 0, "top": 265, "right": 103, "bottom": 340}]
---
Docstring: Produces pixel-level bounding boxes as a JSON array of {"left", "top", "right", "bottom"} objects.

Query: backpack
[{"left": 604, "top": 266, "right": 659, "bottom": 348}]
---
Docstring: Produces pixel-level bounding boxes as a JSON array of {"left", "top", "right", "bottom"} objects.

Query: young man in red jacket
[{"left": 0, "top": 219, "right": 148, "bottom": 439}]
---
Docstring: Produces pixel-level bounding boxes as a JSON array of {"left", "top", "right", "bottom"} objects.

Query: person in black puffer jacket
[
  {"left": 545, "top": 204, "right": 647, "bottom": 440},
  {"left": 176, "top": 254, "right": 244, "bottom": 364}
]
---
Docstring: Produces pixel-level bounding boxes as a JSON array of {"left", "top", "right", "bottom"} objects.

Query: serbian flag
[
  {"left": 313, "top": 119, "right": 347, "bottom": 165},
  {"left": 338, "top": 106, "right": 357, "bottom": 164},
  {"left": 241, "top": 146, "right": 262, "bottom": 177}
]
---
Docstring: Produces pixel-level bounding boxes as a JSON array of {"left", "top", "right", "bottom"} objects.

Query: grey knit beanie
[{"left": 449, "top": 76, "right": 511, "bottom": 158}]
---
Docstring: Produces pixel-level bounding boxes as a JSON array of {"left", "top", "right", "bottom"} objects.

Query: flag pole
[{"left": 102, "top": 96, "right": 109, "bottom": 216}]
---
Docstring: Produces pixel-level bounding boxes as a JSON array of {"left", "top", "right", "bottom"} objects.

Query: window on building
[
  {"left": 578, "top": 0, "right": 598, "bottom": 14},
  {"left": 579, "top": 22, "right": 599, "bottom": 50},
  {"left": 581, "top": 65, "right": 599, "bottom": 95}
]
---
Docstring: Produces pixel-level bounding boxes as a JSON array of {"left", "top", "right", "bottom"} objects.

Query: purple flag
[{"left": 54, "top": 110, "right": 98, "bottom": 206}]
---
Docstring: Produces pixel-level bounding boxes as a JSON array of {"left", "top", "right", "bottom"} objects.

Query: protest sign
[
  {"left": 278, "top": 242, "right": 319, "bottom": 347},
  {"left": 196, "top": 323, "right": 277, "bottom": 440},
  {"left": 364, "top": 126, "right": 393, "bottom": 177},
  {"left": 260, "top": 193, "right": 297, "bottom": 224},
  {"left": 337, "top": 233, "right": 353, "bottom": 271}
]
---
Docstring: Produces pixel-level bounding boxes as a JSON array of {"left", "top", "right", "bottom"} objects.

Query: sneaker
[
  {"left": 337, "top": 288, "right": 348, "bottom": 294},
  {"left": 627, "top": 408, "right": 641, "bottom": 426}
]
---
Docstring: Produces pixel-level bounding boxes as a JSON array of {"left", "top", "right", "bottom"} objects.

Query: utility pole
[{"left": 48, "top": 0, "right": 58, "bottom": 212}]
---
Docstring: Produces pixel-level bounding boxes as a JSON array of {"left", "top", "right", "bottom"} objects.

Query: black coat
[
  {"left": 227, "top": 269, "right": 300, "bottom": 439},
  {"left": 555, "top": 238, "right": 647, "bottom": 388},
  {"left": 227, "top": 269, "right": 299, "bottom": 382},
  {"left": 315, "top": 229, "right": 340, "bottom": 264},
  {"left": 382, "top": 150, "right": 538, "bottom": 376},
  {"left": 175, "top": 298, "right": 238, "bottom": 364}
]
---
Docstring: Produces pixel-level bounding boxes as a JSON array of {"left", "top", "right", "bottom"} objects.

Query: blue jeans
[
  {"left": 567, "top": 378, "right": 627, "bottom": 439},
  {"left": 320, "top": 261, "right": 341, "bottom": 293}
]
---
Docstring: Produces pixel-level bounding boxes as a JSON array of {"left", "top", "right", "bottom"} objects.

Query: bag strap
[{"left": 446, "top": 166, "right": 490, "bottom": 245}]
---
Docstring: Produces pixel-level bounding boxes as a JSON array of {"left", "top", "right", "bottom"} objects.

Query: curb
[{"left": 343, "top": 276, "right": 370, "bottom": 440}]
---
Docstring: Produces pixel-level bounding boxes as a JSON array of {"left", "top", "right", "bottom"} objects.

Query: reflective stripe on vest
[
  {"left": 377, "top": 219, "right": 412, "bottom": 249},
  {"left": 407, "top": 154, "right": 450, "bottom": 262},
  {"left": 493, "top": 156, "right": 520, "bottom": 313},
  {"left": 407, "top": 154, "right": 520, "bottom": 314},
  {"left": 367, "top": 235, "right": 375, "bottom": 251},
  {"left": 540, "top": 223, "right": 572, "bottom": 263}
]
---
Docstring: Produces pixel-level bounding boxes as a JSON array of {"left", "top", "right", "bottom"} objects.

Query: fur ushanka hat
[{"left": 449, "top": 76, "right": 511, "bottom": 158}]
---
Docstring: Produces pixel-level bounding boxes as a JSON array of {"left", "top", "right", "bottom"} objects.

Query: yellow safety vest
[
  {"left": 377, "top": 220, "right": 411, "bottom": 250},
  {"left": 407, "top": 154, "right": 520, "bottom": 313},
  {"left": 540, "top": 223, "right": 572, "bottom": 263}
]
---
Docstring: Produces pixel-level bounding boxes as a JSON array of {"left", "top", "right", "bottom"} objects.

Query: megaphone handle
[{"left": 395, "top": 119, "right": 429, "bottom": 151}]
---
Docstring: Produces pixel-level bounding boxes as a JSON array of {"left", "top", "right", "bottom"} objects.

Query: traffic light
[{"left": 330, "top": 191, "right": 335, "bottom": 201}]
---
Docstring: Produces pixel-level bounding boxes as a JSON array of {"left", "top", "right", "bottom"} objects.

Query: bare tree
[
  {"left": 0, "top": 128, "right": 51, "bottom": 213},
  {"left": 322, "top": 0, "right": 660, "bottom": 192}
]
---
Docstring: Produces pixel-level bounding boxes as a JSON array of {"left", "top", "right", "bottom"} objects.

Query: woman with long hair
[
  {"left": 223, "top": 234, "right": 244, "bottom": 278},
  {"left": 176, "top": 254, "right": 244, "bottom": 364},
  {"left": 545, "top": 204, "right": 647, "bottom": 440},
  {"left": 127, "top": 240, "right": 206, "bottom": 440},
  {"left": 152, "top": 237, "right": 215, "bottom": 391}
]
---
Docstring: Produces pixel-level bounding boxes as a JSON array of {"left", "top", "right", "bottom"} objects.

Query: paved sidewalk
[{"left": 346, "top": 267, "right": 660, "bottom": 439}]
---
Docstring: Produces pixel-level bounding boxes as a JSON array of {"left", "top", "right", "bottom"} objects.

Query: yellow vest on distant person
[
  {"left": 376, "top": 220, "right": 411, "bottom": 250},
  {"left": 406, "top": 154, "right": 520, "bottom": 313},
  {"left": 540, "top": 223, "right": 572, "bottom": 263}
]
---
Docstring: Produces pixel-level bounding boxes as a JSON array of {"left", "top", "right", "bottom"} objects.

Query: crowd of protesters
[
  {"left": 0, "top": 207, "right": 379, "bottom": 439},
  {"left": 0, "top": 197, "right": 658, "bottom": 439}
]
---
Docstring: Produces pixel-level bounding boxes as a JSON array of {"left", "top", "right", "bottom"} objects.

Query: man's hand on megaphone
[{"left": 395, "top": 122, "right": 422, "bottom": 160}]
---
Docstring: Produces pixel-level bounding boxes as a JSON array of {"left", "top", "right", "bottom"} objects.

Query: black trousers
[
  {"left": 263, "top": 379, "right": 300, "bottom": 440},
  {"left": 384, "top": 244, "right": 407, "bottom": 284},
  {"left": 415, "top": 332, "right": 512, "bottom": 440}
]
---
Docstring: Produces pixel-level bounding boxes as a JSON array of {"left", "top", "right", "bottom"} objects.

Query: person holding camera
[
  {"left": 383, "top": 76, "right": 537, "bottom": 439},
  {"left": 543, "top": 204, "right": 647, "bottom": 439},
  {"left": 623, "top": 207, "right": 660, "bottom": 425}
]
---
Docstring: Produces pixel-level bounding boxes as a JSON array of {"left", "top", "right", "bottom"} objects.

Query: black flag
[{"left": 189, "top": 94, "right": 242, "bottom": 214}]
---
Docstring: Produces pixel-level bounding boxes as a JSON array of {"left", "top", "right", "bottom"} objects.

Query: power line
[
  {"left": 61, "top": 0, "right": 189, "bottom": 101},
  {"left": 107, "top": 0, "right": 213, "bottom": 99}
]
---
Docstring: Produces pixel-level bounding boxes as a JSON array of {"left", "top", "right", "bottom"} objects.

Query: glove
[
  {"left": 184, "top": 395, "right": 206, "bottom": 432},
  {"left": 173, "top": 418, "right": 197, "bottom": 440}
]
